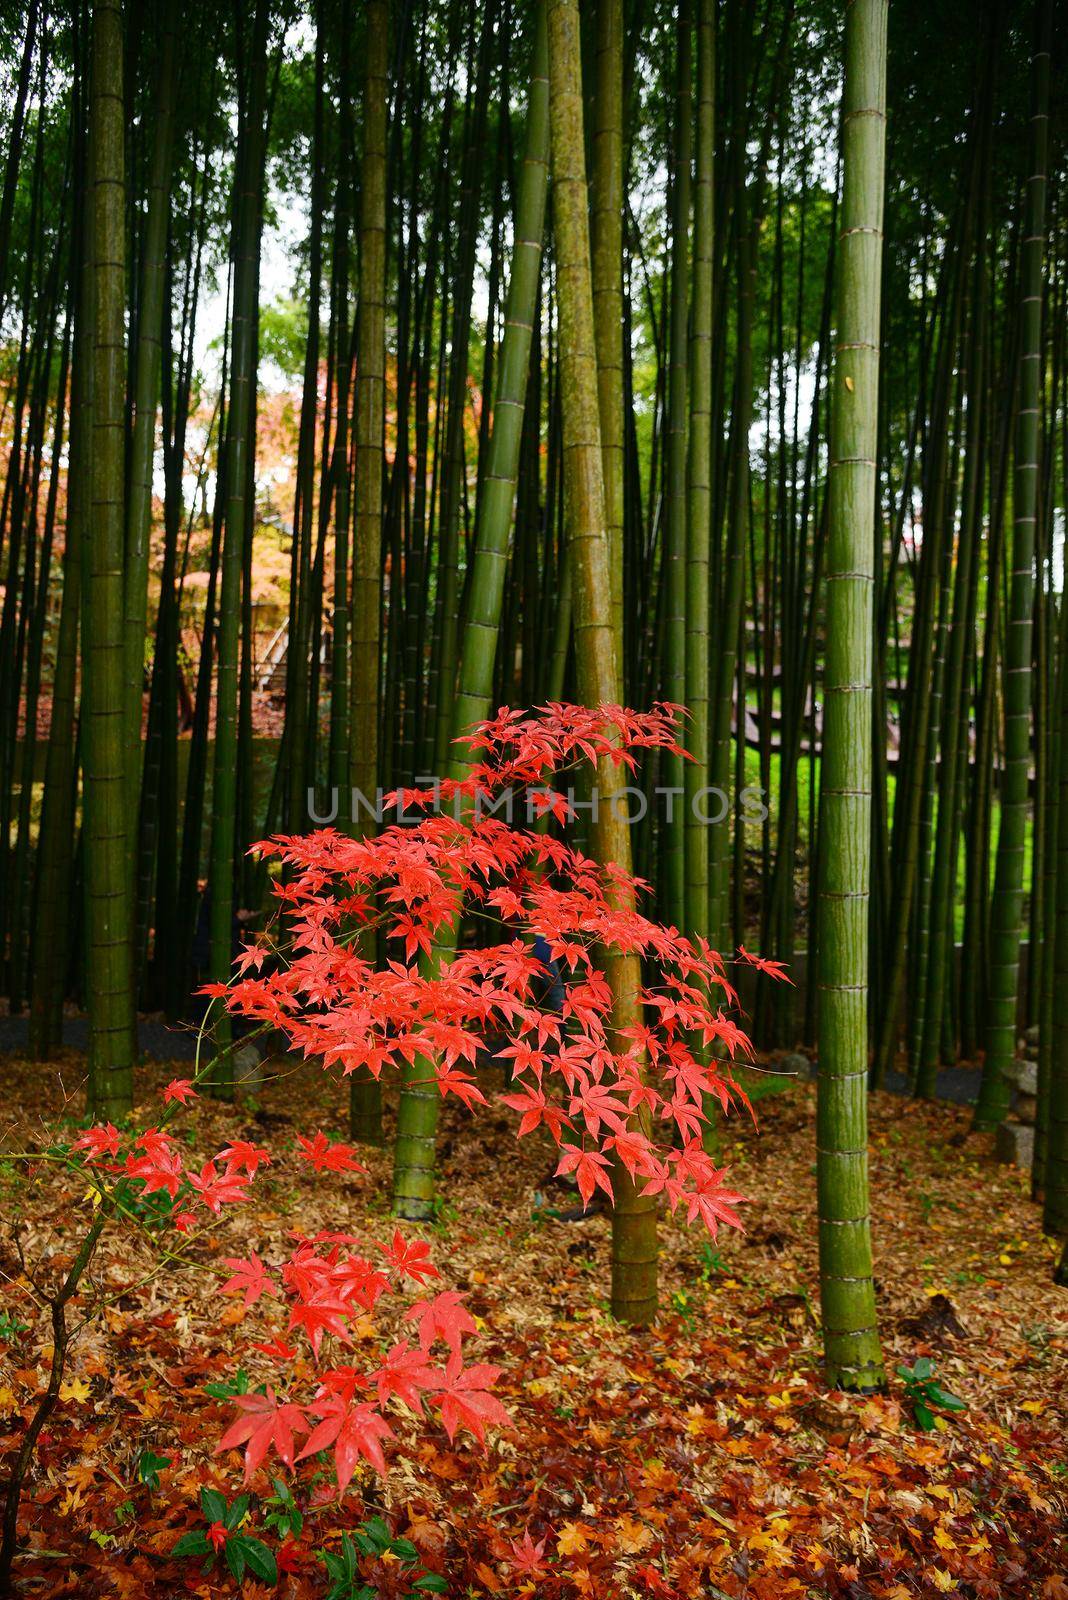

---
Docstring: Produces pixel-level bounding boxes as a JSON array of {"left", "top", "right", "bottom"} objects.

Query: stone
[
  {"left": 780, "top": 1052, "right": 814, "bottom": 1080},
  {"left": 1001, "top": 1058, "right": 1038, "bottom": 1097},
  {"left": 233, "top": 1041, "right": 264, "bottom": 1098},
  {"left": 995, "top": 1119, "right": 1034, "bottom": 1169}
]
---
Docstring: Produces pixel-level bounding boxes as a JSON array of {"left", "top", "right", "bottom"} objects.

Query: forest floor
[{"left": 0, "top": 1050, "right": 1065, "bottom": 1600}]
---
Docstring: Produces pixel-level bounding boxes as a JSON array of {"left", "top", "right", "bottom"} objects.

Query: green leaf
[
  {"left": 225, "top": 1538, "right": 247, "bottom": 1583},
  {"left": 364, "top": 1516, "right": 391, "bottom": 1551},
  {"left": 199, "top": 1488, "right": 227, "bottom": 1525},
  {"left": 225, "top": 1493, "right": 251, "bottom": 1530},
  {"left": 204, "top": 1368, "right": 252, "bottom": 1400},
  {"left": 928, "top": 1385, "right": 967, "bottom": 1412},
  {"left": 173, "top": 1530, "right": 210, "bottom": 1557},
  {"left": 239, "top": 1536, "right": 278, "bottom": 1584},
  {"left": 913, "top": 1401, "right": 935, "bottom": 1431},
  {"left": 392, "top": 1537, "right": 419, "bottom": 1562},
  {"left": 136, "top": 1450, "right": 170, "bottom": 1489},
  {"left": 413, "top": 1573, "right": 449, "bottom": 1593}
]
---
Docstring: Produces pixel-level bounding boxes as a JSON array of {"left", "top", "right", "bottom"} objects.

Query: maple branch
[{"left": 0, "top": 1199, "right": 113, "bottom": 1594}]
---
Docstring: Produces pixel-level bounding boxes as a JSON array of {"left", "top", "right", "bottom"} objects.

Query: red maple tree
[{"left": 70, "top": 704, "right": 769, "bottom": 1504}]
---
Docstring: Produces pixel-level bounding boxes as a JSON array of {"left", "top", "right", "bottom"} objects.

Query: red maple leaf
[
  {"left": 297, "top": 1398, "right": 394, "bottom": 1489},
  {"left": 554, "top": 1145, "right": 615, "bottom": 1208},
  {"left": 125, "top": 1132, "right": 184, "bottom": 1198},
  {"left": 287, "top": 1297, "right": 353, "bottom": 1359},
  {"left": 735, "top": 944, "right": 792, "bottom": 982},
  {"left": 219, "top": 1139, "right": 272, "bottom": 1176},
  {"left": 404, "top": 1290, "right": 476, "bottom": 1357},
  {"left": 434, "top": 1357, "right": 510, "bottom": 1445},
  {"left": 161, "top": 1078, "right": 198, "bottom": 1105},
  {"left": 72, "top": 1123, "right": 122, "bottom": 1162},
  {"left": 216, "top": 1388, "right": 310, "bottom": 1483},
  {"left": 509, "top": 1531, "right": 549, "bottom": 1575},
  {"left": 382, "top": 1231, "right": 440, "bottom": 1286},
  {"left": 254, "top": 1337, "right": 299, "bottom": 1361},
  {"left": 220, "top": 1251, "right": 278, "bottom": 1308},
  {"left": 372, "top": 1340, "right": 442, "bottom": 1412},
  {"left": 296, "top": 1131, "right": 366, "bottom": 1175},
  {"left": 187, "top": 1159, "right": 250, "bottom": 1214}
]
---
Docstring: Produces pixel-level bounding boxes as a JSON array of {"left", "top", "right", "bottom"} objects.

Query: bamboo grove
[{"left": 0, "top": 0, "right": 1066, "bottom": 1372}]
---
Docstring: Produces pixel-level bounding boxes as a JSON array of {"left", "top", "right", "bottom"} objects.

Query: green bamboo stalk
[
  {"left": 392, "top": 0, "right": 549, "bottom": 1213},
  {"left": 1048, "top": 591, "right": 1068, "bottom": 1235},
  {"left": 661, "top": 0, "right": 691, "bottom": 935},
  {"left": 123, "top": 24, "right": 177, "bottom": 875},
  {"left": 684, "top": 0, "right": 713, "bottom": 946},
  {"left": 975, "top": 0, "right": 1051, "bottom": 1131},
  {"left": 430, "top": 3, "right": 497, "bottom": 773},
  {"left": 1035, "top": 269, "right": 1066, "bottom": 1196},
  {"left": 590, "top": 0, "right": 624, "bottom": 681},
  {"left": 349, "top": 0, "right": 389, "bottom": 1143},
  {"left": 817, "top": 0, "right": 886, "bottom": 1392},
  {"left": 917, "top": 82, "right": 993, "bottom": 1094},
  {"left": 328, "top": 3, "right": 354, "bottom": 797},
  {"left": 83, "top": 0, "right": 136, "bottom": 1117},
  {"left": 285, "top": 13, "right": 325, "bottom": 834},
  {"left": 29, "top": 207, "right": 86, "bottom": 1058},
  {"left": 548, "top": 0, "right": 656, "bottom": 1324},
  {"left": 206, "top": 0, "right": 269, "bottom": 1092}
]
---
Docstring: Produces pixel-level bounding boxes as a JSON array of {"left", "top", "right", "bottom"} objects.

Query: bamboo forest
[{"left": 0, "top": 0, "right": 1066, "bottom": 1593}]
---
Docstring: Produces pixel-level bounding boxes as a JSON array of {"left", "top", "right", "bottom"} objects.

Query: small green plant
[
  {"left": 0, "top": 1311, "right": 27, "bottom": 1342},
  {"left": 897, "top": 1358, "right": 967, "bottom": 1431},
  {"left": 262, "top": 1477, "right": 303, "bottom": 1542},
  {"left": 428, "top": 1193, "right": 458, "bottom": 1231},
  {"left": 698, "top": 1242, "right": 729, "bottom": 1281},
  {"left": 135, "top": 1449, "right": 170, "bottom": 1491},
  {"left": 319, "top": 1517, "right": 447, "bottom": 1600},
  {"left": 670, "top": 1287, "right": 697, "bottom": 1330},
  {"left": 173, "top": 1487, "right": 277, "bottom": 1585},
  {"left": 203, "top": 1367, "right": 257, "bottom": 1401}
]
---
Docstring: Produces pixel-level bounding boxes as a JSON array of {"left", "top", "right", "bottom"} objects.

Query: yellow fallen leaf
[
  {"left": 556, "top": 1521, "right": 589, "bottom": 1558},
  {"left": 929, "top": 1568, "right": 957, "bottom": 1592},
  {"left": 933, "top": 1525, "right": 956, "bottom": 1552},
  {"left": 1021, "top": 1399, "right": 1046, "bottom": 1415},
  {"left": 59, "top": 1377, "right": 91, "bottom": 1403}
]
